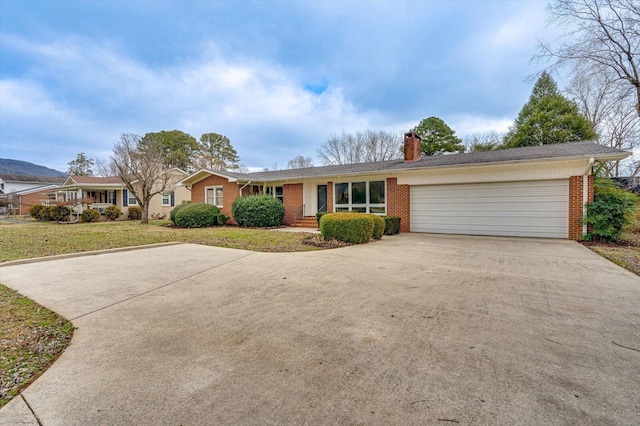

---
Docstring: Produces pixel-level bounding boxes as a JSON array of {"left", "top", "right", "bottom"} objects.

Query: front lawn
[
  {"left": 0, "top": 284, "right": 74, "bottom": 408},
  {"left": 583, "top": 210, "right": 640, "bottom": 276},
  {"left": 0, "top": 220, "right": 321, "bottom": 263}
]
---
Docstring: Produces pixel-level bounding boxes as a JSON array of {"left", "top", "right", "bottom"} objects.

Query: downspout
[
  {"left": 583, "top": 158, "right": 595, "bottom": 236},
  {"left": 239, "top": 181, "right": 251, "bottom": 197}
]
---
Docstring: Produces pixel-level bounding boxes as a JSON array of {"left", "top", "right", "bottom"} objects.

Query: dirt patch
[{"left": 302, "top": 235, "right": 351, "bottom": 249}]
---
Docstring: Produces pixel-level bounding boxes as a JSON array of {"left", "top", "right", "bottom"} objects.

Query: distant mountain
[{"left": 0, "top": 158, "right": 67, "bottom": 177}]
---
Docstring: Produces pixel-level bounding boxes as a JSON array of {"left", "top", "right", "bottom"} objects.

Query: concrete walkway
[{"left": 0, "top": 234, "right": 638, "bottom": 425}]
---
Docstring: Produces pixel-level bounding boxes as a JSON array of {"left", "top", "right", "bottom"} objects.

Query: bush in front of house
[
  {"left": 320, "top": 212, "right": 375, "bottom": 244},
  {"left": 232, "top": 195, "right": 285, "bottom": 227},
  {"left": 127, "top": 206, "right": 143, "bottom": 220},
  {"left": 170, "top": 201, "right": 191, "bottom": 224},
  {"left": 584, "top": 179, "right": 638, "bottom": 242},
  {"left": 316, "top": 211, "right": 328, "bottom": 222},
  {"left": 370, "top": 214, "right": 385, "bottom": 240},
  {"left": 383, "top": 216, "right": 401, "bottom": 235},
  {"left": 217, "top": 214, "right": 229, "bottom": 225},
  {"left": 174, "top": 203, "right": 220, "bottom": 228},
  {"left": 50, "top": 205, "right": 72, "bottom": 222},
  {"left": 37, "top": 206, "right": 53, "bottom": 221},
  {"left": 29, "top": 205, "right": 45, "bottom": 220},
  {"left": 80, "top": 209, "right": 101, "bottom": 222},
  {"left": 104, "top": 205, "right": 122, "bottom": 221}
]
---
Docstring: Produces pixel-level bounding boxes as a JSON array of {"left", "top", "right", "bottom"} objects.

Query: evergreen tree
[
  {"left": 504, "top": 72, "right": 597, "bottom": 148},
  {"left": 141, "top": 130, "right": 199, "bottom": 171},
  {"left": 67, "top": 152, "right": 94, "bottom": 176},
  {"left": 412, "top": 117, "right": 465, "bottom": 156},
  {"left": 195, "top": 133, "right": 241, "bottom": 171}
]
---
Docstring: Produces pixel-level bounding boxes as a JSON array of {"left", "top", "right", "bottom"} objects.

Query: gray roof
[
  {"left": 0, "top": 173, "right": 67, "bottom": 184},
  {"left": 221, "top": 141, "right": 628, "bottom": 182}
]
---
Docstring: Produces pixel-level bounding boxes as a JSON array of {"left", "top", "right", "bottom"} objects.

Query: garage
[{"left": 410, "top": 179, "right": 569, "bottom": 238}]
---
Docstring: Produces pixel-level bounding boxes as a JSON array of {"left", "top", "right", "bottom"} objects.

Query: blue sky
[{"left": 1, "top": 0, "right": 555, "bottom": 173}]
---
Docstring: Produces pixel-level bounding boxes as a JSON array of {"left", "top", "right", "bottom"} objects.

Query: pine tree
[
  {"left": 412, "top": 117, "right": 465, "bottom": 156},
  {"left": 67, "top": 153, "right": 94, "bottom": 176},
  {"left": 195, "top": 133, "right": 241, "bottom": 171},
  {"left": 504, "top": 72, "right": 597, "bottom": 148}
]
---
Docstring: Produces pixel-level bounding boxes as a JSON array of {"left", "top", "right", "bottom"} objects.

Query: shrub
[
  {"left": 584, "top": 179, "right": 639, "bottom": 242},
  {"left": 81, "top": 209, "right": 101, "bottom": 222},
  {"left": 38, "top": 206, "right": 53, "bottom": 221},
  {"left": 29, "top": 205, "right": 45, "bottom": 219},
  {"left": 50, "top": 205, "right": 72, "bottom": 222},
  {"left": 127, "top": 206, "right": 143, "bottom": 220},
  {"left": 217, "top": 214, "right": 229, "bottom": 225},
  {"left": 316, "top": 211, "right": 328, "bottom": 222},
  {"left": 170, "top": 201, "right": 191, "bottom": 224},
  {"left": 383, "top": 216, "right": 401, "bottom": 235},
  {"left": 370, "top": 214, "right": 385, "bottom": 239},
  {"left": 104, "top": 205, "right": 122, "bottom": 220},
  {"left": 175, "top": 203, "right": 220, "bottom": 228},
  {"left": 232, "top": 195, "right": 285, "bottom": 227},
  {"left": 320, "top": 212, "right": 375, "bottom": 244}
]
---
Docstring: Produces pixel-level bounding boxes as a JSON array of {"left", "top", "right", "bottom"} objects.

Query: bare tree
[
  {"left": 95, "top": 158, "right": 117, "bottom": 177},
  {"left": 110, "top": 133, "right": 176, "bottom": 224},
  {"left": 566, "top": 70, "right": 640, "bottom": 176},
  {"left": 538, "top": 0, "right": 640, "bottom": 117},
  {"left": 463, "top": 131, "right": 504, "bottom": 152},
  {"left": 317, "top": 130, "right": 402, "bottom": 165},
  {"left": 287, "top": 156, "right": 314, "bottom": 169}
]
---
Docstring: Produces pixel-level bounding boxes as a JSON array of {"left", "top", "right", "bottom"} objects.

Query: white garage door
[{"left": 410, "top": 180, "right": 569, "bottom": 238}]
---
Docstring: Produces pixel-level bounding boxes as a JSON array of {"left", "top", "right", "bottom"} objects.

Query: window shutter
[
  {"left": 123, "top": 189, "right": 128, "bottom": 207},
  {"left": 170, "top": 191, "right": 175, "bottom": 207}
]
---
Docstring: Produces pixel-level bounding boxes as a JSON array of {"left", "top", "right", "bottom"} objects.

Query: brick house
[{"left": 179, "top": 134, "right": 629, "bottom": 240}]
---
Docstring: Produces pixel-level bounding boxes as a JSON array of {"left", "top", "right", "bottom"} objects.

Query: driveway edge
[{"left": 0, "top": 242, "right": 185, "bottom": 267}]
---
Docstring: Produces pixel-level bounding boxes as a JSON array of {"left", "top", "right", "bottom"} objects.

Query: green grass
[
  {"left": 0, "top": 220, "right": 320, "bottom": 262},
  {"left": 0, "top": 284, "right": 74, "bottom": 407}
]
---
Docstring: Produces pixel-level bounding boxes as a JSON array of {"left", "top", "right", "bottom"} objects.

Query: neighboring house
[
  {"left": 611, "top": 177, "right": 640, "bottom": 194},
  {"left": 0, "top": 174, "right": 66, "bottom": 194},
  {"left": 39, "top": 169, "right": 190, "bottom": 218},
  {"left": 179, "top": 133, "right": 629, "bottom": 240}
]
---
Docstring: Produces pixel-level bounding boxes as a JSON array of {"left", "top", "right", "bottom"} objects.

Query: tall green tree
[
  {"left": 141, "top": 130, "right": 199, "bottom": 171},
  {"left": 195, "top": 133, "right": 241, "bottom": 171},
  {"left": 67, "top": 152, "right": 94, "bottom": 176},
  {"left": 411, "top": 117, "right": 465, "bottom": 156},
  {"left": 503, "top": 72, "right": 597, "bottom": 148}
]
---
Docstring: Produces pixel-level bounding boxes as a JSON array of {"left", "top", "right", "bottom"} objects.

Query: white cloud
[{"left": 448, "top": 114, "right": 512, "bottom": 138}]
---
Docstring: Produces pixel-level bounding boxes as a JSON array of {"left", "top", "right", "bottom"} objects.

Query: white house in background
[{"left": 0, "top": 174, "right": 66, "bottom": 194}]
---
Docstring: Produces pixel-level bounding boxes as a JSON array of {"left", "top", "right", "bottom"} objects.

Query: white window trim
[
  {"left": 161, "top": 192, "right": 171, "bottom": 206},
  {"left": 334, "top": 180, "right": 387, "bottom": 215},
  {"left": 127, "top": 192, "right": 138, "bottom": 206},
  {"left": 205, "top": 185, "right": 223, "bottom": 208}
]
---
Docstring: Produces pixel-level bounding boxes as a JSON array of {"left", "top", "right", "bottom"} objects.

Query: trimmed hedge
[
  {"left": 81, "top": 209, "right": 101, "bottom": 222},
  {"left": 50, "top": 205, "right": 72, "bottom": 222},
  {"left": 232, "top": 195, "right": 285, "bottom": 227},
  {"left": 174, "top": 203, "right": 220, "bottom": 228},
  {"left": 320, "top": 212, "right": 375, "bottom": 244},
  {"left": 29, "top": 205, "right": 46, "bottom": 220},
  {"left": 584, "top": 179, "right": 638, "bottom": 242},
  {"left": 383, "top": 216, "right": 401, "bottom": 235},
  {"left": 38, "top": 206, "right": 52, "bottom": 221},
  {"left": 316, "top": 211, "right": 328, "bottom": 222},
  {"left": 370, "top": 214, "right": 385, "bottom": 239},
  {"left": 128, "top": 206, "right": 143, "bottom": 220},
  {"left": 104, "top": 205, "right": 122, "bottom": 220},
  {"left": 217, "top": 214, "right": 229, "bottom": 225},
  {"left": 170, "top": 201, "right": 191, "bottom": 224}
]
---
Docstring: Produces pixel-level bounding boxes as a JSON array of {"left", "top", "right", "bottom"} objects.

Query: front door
[{"left": 317, "top": 185, "right": 327, "bottom": 212}]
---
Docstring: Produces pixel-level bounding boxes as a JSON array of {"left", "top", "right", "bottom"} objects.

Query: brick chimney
[{"left": 403, "top": 132, "right": 422, "bottom": 162}]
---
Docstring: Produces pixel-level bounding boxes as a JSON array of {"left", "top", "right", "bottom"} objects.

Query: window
[
  {"left": 206, "top": 186, "right": 223, "bottom": 207},
  {"left": 334, "top": 180, "right": 386, "bottom": 214},
  {"left": 162, "top": 192, "right": 170, "bottom": 206},
  {"left": 266, "top": 186, "right": 284, "bottom": 203},
  {"left": 128, "top": 191, "right": 137, "bottom": 205},
  {"left": 107, "top": 190, "right": 116, "bottom": 205}
]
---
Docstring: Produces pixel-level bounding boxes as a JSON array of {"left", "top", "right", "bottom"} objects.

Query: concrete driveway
[{"left": 1, "top": 234, "right": 638, "bottom": 425}]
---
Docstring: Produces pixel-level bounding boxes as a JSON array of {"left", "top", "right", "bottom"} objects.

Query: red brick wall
[
  {"left": 386, "top": 177, "right": 410, "bottom": 232},
  {"left": 568, "top": 175, "right": 593, "bottom": 240},
  {"left": 18, "top": 189, "right": 56, "bottom": 215},
  {"left": 191, "top": 175, "right": 239, "bottom": 223},
  {"left": 283, "top": 183, "right": 303, "bottom": 225},
  {"left": 327, "top": 181, "right": 333, "bottom": 213}
]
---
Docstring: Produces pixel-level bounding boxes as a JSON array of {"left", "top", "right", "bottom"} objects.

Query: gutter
[{"left": 583, "top": 157, "right": 595, "bottom": 236}]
